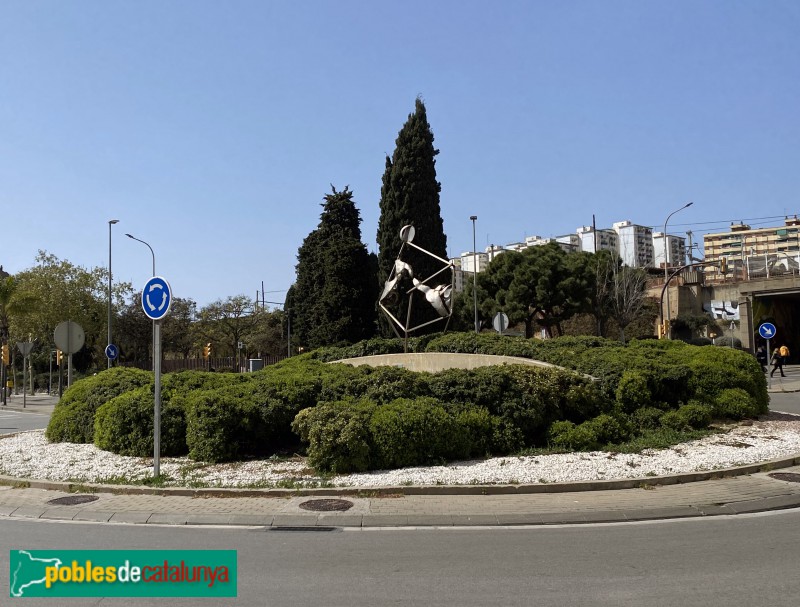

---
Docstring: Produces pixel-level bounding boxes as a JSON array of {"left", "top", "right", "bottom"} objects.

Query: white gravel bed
[{"left": 1, "top": 414, "right": 799, "bottom": 488}]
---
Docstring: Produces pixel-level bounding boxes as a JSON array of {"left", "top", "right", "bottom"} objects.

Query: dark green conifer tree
[
  {"left": 293, "top": 186, "right": 377, "bottom": 348},
  {"left": 376, "top": 98, "right": 448, "bottom": 335}
]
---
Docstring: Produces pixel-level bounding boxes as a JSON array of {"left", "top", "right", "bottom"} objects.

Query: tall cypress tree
[
  {"left": 377, "top": 98, "right": 448, "bottom": 335},
  {"left": 293, "top": 186, "right": 377, "bottom": 348}
]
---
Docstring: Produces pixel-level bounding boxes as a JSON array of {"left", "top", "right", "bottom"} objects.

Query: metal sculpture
[{"left": 379, "top": 225, "right": 455, "bottom": 348}]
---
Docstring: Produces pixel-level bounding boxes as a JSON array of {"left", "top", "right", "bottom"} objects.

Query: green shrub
[
  {"left": 713, "top": 388, "right": 760, "bottom": 420},
  {"left": 369, "top": 398, "right": 484, "bottom": 469},
  {"left": 676, "top": 403, "right": 712, "bottom": 429},
  {"left": 660, "top": 410, "right": 683, "bottom": 431},
  {"left": 661, "top": 403, "right": 712, "bottom": 431},
  {"left": 631, "top": 407, "right": 664, "bottom": 431},
  {"left": 684, "top": 347, "right": 768, "bottom": 414},
  {"left": 292, "top": 399, "right": 376, "bottom": 473},
  {"left": 46, "top": 367, "right": 153, "bottom": 443},
  {"left": 94, "top": 386, "right": 187, "bottom": 457},
  {"left": 185, "top": 390, "right": 250, "bottom": 462},
  {"left": 587, "top": 413, "right": 630, "bottom": 444},
  {"left": 615, "top": 371, "right": 651, "bottom": 413},
  {"left": 548, "top": 413, "right": 629, "bottom": 451},
  {"left": 549, "top": 421, "right": 600, "bottom": 451}
]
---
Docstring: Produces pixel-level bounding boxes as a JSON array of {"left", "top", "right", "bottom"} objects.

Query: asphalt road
[
  {"left": 0, "top": 409, "right": 51, "bottom": 435},
  {"left": 2, "top": 512, "right": 800, "bottom": 606},
  {"left": 769, "top": 391, "right": 800, "bottom": 415}
]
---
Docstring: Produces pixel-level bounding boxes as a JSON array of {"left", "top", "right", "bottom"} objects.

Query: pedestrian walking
[
  {"left": 770, "top": 347, "right": 786, "bottom": 377},
  {"left": 756, "top": 345, "right": 768, "bottom": 372}
]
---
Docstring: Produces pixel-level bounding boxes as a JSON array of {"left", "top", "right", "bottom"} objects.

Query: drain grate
[
  {"left": 47, "top": 494, "right": 99, "bottom": 506},
  {"left": 768, "top": 472, "right": 800, "bottom": 483},
  {"left": 298, "top": 498, "right": 353, "bottom": 512}
]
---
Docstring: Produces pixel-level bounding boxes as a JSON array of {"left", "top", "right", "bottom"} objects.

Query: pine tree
[
  {"left": 376, "top": 98, "right": 448, "bottom": 335},
  {"left": 293, "top": 186, "right": 377, "bottom": 348}
]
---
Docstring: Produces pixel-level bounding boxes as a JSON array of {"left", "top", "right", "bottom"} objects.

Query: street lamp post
[
  {"left": 662, "top": 202, "right": 693, "bottom": 338},
  {"left": 126, "top": 233, "right": 156, "bottom": 371},
  {"left": 125, "top": 233, "right": 155, "bottom": 276},
  {"left": 470, "top": 215, "right": 478, "bottom": 333},
  {"left": 108, "top": 219, "right": 119, "bottom": 369}
]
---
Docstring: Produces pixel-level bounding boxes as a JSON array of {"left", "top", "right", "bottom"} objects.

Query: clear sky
[{"left": 2, "top": 1, "right": 798, "bottom": 308}]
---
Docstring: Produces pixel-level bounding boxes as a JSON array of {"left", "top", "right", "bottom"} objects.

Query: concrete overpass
[{"left": 665, "top": 272, "right": 800, "bottom": 358}]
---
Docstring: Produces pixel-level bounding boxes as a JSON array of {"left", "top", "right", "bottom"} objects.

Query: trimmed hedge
[
  {"left": 291, "top": 396, "right": 500, "bottom": 473},
  {"left": 46, "top": 367, "right": 153, "bottom": 443},
  {"left": 47, "top": 333, "right": 769, "bottom": 472},
  {"left": 94, "top": 386, "right": 187, "bottom": 457}
]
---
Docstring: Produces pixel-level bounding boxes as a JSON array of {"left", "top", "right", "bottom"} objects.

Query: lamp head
[{"left": 109, "top": 219, "right": 119, "bottom": 225}]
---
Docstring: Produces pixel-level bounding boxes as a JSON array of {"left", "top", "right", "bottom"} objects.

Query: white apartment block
[
  {"left": 652, "top": 232, "right": 687, "bottom": 269},
  {"left": 576, "top": 226, "right": 618, "bottom": 253},
  {"left": 459, "top": 251, "right": 489, "bottom": 273},
  {"left": 612, "top": 220, "right": 654, "bottom": 268}
]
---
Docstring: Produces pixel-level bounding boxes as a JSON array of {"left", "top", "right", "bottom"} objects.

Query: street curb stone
[{"left": 2, "top": 454, "right": 799, "bottom": 498}]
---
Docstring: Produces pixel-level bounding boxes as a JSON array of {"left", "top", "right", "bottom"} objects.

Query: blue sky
[{"left": 2, "top": 1, "right": 799, "bottom": 308}]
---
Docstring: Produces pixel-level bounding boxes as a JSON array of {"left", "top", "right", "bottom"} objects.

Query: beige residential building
[{"left": 703, "top": 217, "right": 800, "bottom": 279}]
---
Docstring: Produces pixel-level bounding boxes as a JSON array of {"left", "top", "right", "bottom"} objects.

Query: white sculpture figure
[{"left": 379, "top": 225, "right": 455, "bottom": 345}]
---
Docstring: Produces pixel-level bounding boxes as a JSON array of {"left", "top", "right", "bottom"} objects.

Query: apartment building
[
  {"left": 704, "top": 217, "right": 800, "bottom": 278},
  {"left": 612, "top": 220, "right": 654, "bottom": 268},
  {"left": 576, "top": 226, "right": 618, "bottom": 253},
  {"left": 652, "top": 232, "right": 687, "bottom": 269}
]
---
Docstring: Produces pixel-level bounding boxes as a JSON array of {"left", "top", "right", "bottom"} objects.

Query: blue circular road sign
[
  {"left": 758, "top": 322, "right": 777, "bottom": 340},
  {"left": 105, "top": 344, "right": 119, "bottom": 360},
  {"left": 141, "top": 276, "right": 173, "bottom": 321}
]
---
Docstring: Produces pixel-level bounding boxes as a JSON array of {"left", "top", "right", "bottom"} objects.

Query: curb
[{"left": 2, "top": 454, "right": 800, "bottom": 498}]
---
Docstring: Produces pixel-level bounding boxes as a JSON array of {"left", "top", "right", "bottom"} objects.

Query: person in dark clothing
[
  {"left": 756, "top": 346, "right": 768, "bottom": 373},
  {"left": 770, "top": 348, "right": 786, "bottom": 377}
]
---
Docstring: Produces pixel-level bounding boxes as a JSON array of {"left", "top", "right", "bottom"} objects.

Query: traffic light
[
  {"left": 1, "top": 344, "right": 8, "bottom": 365},
  {"left": 56, "top": 349, "right": 62, "bottom": 365},
  {"left": 203, "top": 343, "right": 212, "bottom": 358},
  {"left": 657, "top": 323, "right": 664, "bottom": 339},
  {"left": 719, "top": 257, "right": 728, "bottom": 274}
]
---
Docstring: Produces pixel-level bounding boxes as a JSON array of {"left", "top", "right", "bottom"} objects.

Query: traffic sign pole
[
  {"left": 758, "top": 323, "right": 777, "bottom": 390},
  {"left": 153, "top": 320, "right": 162, "bottom": 478},
  {"left": 141, "top": 276, "right": 172, "bottom": 479}
]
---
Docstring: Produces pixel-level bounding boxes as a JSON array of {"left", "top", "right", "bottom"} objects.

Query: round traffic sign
[
  {"left": 141, "top": 276, "right": 172, "bottom": 321},
  {"left": 493, "top": 312, "right": 509, "bottom": 333},
  {"left": 758, "top": 322, "right": 777, "bottom": 340},
  {"left": 105, "top": 344, "right": 119, "bottom": 360},
  {"left": 53, "top": 321, "right": 85, "bottom": 354}
]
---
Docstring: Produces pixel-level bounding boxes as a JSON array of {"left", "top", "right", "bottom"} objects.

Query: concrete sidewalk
[
  {"left": 767, "top": 364, "right": 800, "bottom": 392},
  {"left": 1, "top": 462, "right": 800, "bottom": 528},
  {"left": 0, "top": 394, "right": 59, "bottom": 415}
]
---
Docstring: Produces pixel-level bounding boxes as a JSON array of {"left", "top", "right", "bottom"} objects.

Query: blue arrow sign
[
  {"left": 141, "top": 276, "right": 173, "bottom": 321},
  {"left": 758, "top": 322, "right": 777, "bottom": 340},
  {"left": 105, "top": 344, "right": 119, "bottom": 360}
]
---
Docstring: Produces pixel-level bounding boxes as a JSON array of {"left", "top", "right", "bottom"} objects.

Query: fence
[{"left": 122, "top": 355, "right": 287, "bottom": 373}]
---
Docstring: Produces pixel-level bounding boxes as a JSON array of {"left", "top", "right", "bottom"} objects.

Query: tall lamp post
[
  {"left": 107, "top": 219, "right": 119, "bottom": 369},
  {"left": 126, "top": 233, "right": 156, "bottom": 370},
  {"left": 662, "top": 202, "right": 693, "bottom": 338},
  {"left": 470, "top": 215, "right": 479, "bottom": 333},
  {"left": 125, "top": 233, "right": 155, "bottom": 277}
]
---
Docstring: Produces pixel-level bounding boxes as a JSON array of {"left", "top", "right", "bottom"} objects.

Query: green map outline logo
[{"left": 9, "top": 549, "right": 237, "bottom": 598}]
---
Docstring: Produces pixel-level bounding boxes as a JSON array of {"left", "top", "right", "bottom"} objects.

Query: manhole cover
[
  {"left": 47, "top": 494, "right": 99, "bottom": 506},
  {"left": 768, "top": 472, "right": 800, "bottom": 483},
  {"left": 298, "top": 498, "right": 353, "bottom": 512}
]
